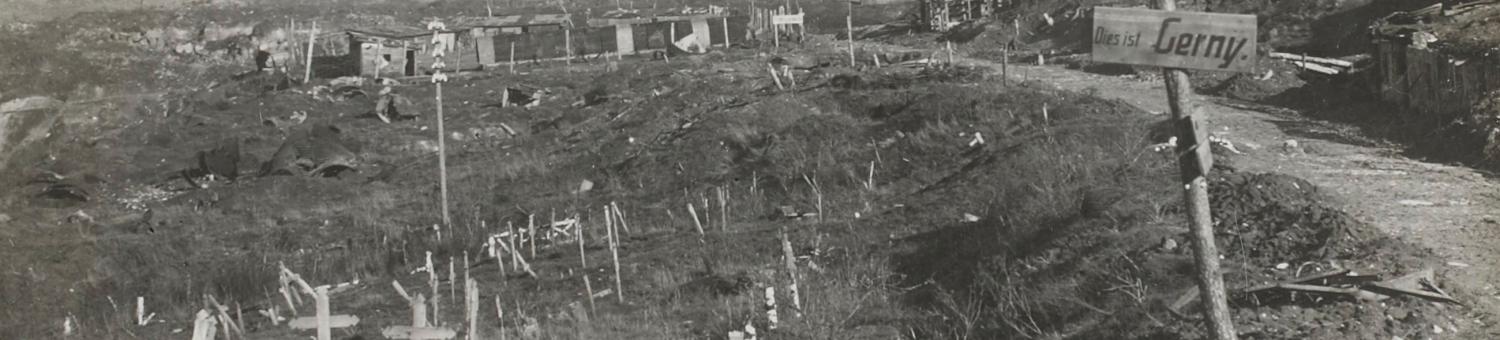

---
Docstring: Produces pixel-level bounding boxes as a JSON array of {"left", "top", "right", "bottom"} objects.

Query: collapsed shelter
[{"left": 1371, "top": 2, "right": 1500, "bottom": 118}]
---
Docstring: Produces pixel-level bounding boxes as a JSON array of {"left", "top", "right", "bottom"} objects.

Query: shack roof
[
  {"left": 1373, "top": 2, "right": 1500, "bottom": 57},
  {"left": 347, "top": 25, "right": 433, "bottom": 39},
  {"left": 451, "top": 14, "right": 574, "bottom": 29}
]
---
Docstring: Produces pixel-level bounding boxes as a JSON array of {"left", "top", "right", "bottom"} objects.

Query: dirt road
[{"left": 959, "top": 57, "right": 1500, "bottom": 326}]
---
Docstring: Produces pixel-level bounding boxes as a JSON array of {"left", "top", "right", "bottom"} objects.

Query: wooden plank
[
  {"left": 381, "top": 326, "right": 458, "bottom": 339},
  {"left": 771, "top": 12, "right": 804, "bottom": 25},
  {"left": 1289, "top": 60, "right": 1341, "bottom": 75},
  {"left": 1091, "top": 7, "right": 1257, "bottom": 72},
  {"left": 1269, "top": 52, "right": 1353, "bottom": 68},
  {"left": 287, "top": 315, "right": 359, "bottom": 329},
  {"left": 1363, "top": 268, "right": 1460, "bottom": 304},
  {"left": 477, "top": 33, "right": 495, "bottom": 64},
  {"left": 1275, "top": 283, "right": 1359, "bottom": 295},
  {"left": 1406, "top": 47, "right": 1425, "bottom": 116}
]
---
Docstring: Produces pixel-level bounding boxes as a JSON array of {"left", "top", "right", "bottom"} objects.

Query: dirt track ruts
[{"left": 922, "top": 49, "right": 1500, "bottom": 329}]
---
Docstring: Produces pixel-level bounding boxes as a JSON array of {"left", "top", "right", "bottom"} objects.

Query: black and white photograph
[{"left": 2, "top": 0, "right": 1499, "bottom": 338}]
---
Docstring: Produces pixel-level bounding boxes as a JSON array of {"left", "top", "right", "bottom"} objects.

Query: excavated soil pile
[{"left": 1207, "top": 172, "right": 1384, "bottom": 266}]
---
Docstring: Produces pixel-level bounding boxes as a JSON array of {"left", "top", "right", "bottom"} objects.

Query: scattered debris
[
  {"left": 374, "top": 87, "right": 417, "bottom": 123},
  {"left": 1282, "top": 139, "right": 1303, "bottom": 153},
  {"left": 574, "top": 179, "right": 594, "bottom": 194},
  {"left": 1365, "top": 268, "right": 1460, "bottom": 304},
  {"left": 329, "top": 76, "right": 364, "bottom": 87},
  {"left": 264, "top": 111, "right": 308, "bottom": 127},
  {"left": 497, "top": 86, "right": 547, "bottom": 108},
  {"left": 1159, "top": 238, "right": 1178, "bottom": 252},
  {"left": 1209, "top": 135, "right": 1244, "bottom": 154},
  {"left": 1149, "top": 136, "right": 1178, "bottom": 152},
  {"left": 260, "top": 124, "right": 359, "bottom": 177}
]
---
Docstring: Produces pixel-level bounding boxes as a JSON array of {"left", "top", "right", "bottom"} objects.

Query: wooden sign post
[
  {"left": 1092, "top": 4, "right": 1255, "bottom": 340},
  {"left": 771, "top": 10, "right": 804, "bottom": 50}
]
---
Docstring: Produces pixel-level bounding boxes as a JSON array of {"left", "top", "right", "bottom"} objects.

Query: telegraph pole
[
  {"left": 1155, "top": 1, "right": 1237, "bottom": 339},
  {"left": 429, "top": 20, "right": 452, "bottom": 227}
]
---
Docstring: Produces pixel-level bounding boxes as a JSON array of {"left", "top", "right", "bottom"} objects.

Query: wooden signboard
[
  {"left": 771, "top": 13, "right": 804, "bottom": 25},
  {"left": 1091, "top": 7, "right": 1257, "bottom": 72}
]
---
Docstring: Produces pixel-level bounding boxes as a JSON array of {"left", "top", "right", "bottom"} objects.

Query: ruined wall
[{"left": 1377, "top": 41, "right": 1500, "bottom": 119}]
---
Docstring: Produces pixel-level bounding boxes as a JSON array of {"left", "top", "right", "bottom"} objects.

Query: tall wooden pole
[
  {"left": 431, "top": 22, "right": 452, "bottom": 227},
  {"left": 1156, "top": 1, "right": 1236, "bottom": 339}
]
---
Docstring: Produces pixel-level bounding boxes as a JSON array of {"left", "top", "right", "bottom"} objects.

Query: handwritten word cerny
[{"left": 1152, "top": 18, "right": 1249, "bottom": 69}]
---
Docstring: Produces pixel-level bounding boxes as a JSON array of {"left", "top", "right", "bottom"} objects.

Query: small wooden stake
[
  {"left": 610, "top": 202, "right": 631, "bottom": 235},
  {"left": 609, "top": 210, "right": 623, "bottom": 303},
  {"left": 765, "top": 287, "right": 778, "bottom": 330},
  {"left": 466, "top": 278, "right": 480, "bottom": 340},
  {"left": 780, "top": 228, "right": 802, "bottom": 317},
  {"left": 412, "top": 294, "right": 429, "bottom": 327},
  {"left": 528, "top": 214, "right": 537, "bottom": 257},
  {"left": 946, "top": 40, "right": 955, "bottom": 65},
  {"left": 508, "top": 222, "right": 519, "bottom": 271},
  {"left": 802, "top": 174, "right": 823, "bottom": 221},
  {"left": 584, "top": 274, "right": 596, "bottom": 312},
  {"left": 767, "top": 64, "right": 785, "bottom": 89},
  {"left": 304, "top": 22, "right": 318, "bottom": 83},
  {"left": 509, "top": 41, "right": 516, "bottom": 74},
  {"left": 687, "top": 203, "right": 705, "bottom": 235},
  {"left": 578, "top": 215, "right": 588, "bottom": 269},
  {"left": 717, "top": 187, "right": 727, "bottom": 231},
  {"left": 495, "top": 296, "right": 506, "bottom": 340},
  {"left": 449, "top": 259, "right": 456, "bottom": 308}
]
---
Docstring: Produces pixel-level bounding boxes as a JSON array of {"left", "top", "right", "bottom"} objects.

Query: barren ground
[{"left": 5, "top": 1, "right": 1500, "bottom": 339}]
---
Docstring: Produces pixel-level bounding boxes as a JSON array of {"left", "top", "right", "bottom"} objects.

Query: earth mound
[{"left": 1207, "top": 172, "right": 1384, "bottom": 266}]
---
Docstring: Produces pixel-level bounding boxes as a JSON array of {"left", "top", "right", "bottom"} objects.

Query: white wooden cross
[{"left": 280, "top": 263, "right": 361, "bottom": 340}]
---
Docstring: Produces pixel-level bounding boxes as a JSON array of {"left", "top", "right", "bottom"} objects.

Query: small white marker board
[{"left": 771, "top": 13, "right": 804, "bottom": 25}]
